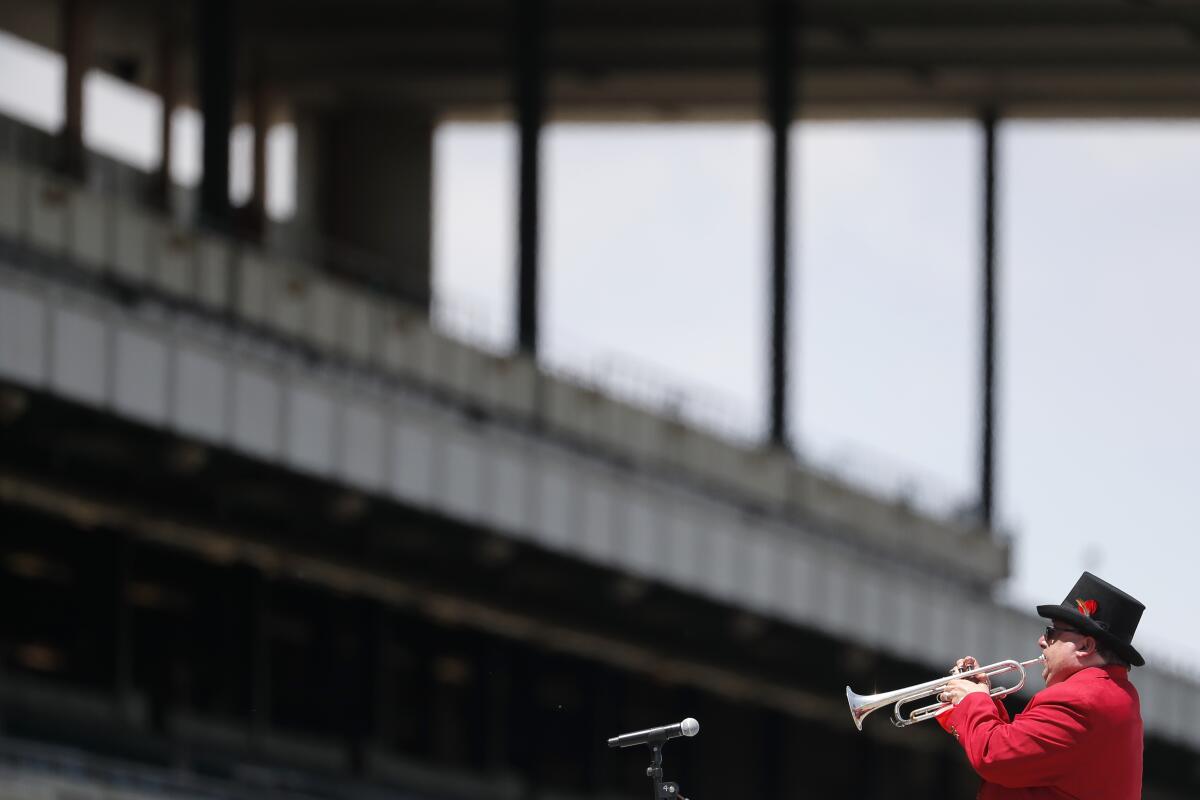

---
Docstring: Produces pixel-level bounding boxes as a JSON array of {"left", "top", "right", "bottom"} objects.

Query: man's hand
[
  {"left": 952, "top": 656, "right": 992, "bottom": 689},
  {"left": 939, "top": 678, "right": 990, "bottom": 706}
]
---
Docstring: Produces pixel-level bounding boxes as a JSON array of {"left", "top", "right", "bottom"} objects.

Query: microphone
[{"left": 607, "top": 718, "right": 699, "bottom": 748}]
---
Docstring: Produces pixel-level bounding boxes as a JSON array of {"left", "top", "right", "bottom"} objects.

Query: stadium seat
[
  {"left": 338, "top": 287, "right": 379, "bottom": 362},
  {"left": 0, "top": 160, "right": 24, "bottom": 241},
  {"left": 194, "top": 234, "right": 231, "bottom": 310},
  {"left": 234, "top": 250, "right": 272, "bottom": 326},
  {"left": 28, "top": 171, "right": 69, "bottom": 256},
  {"left": 269, "top": 262, "right": 314, "bottom": 341},
  {"left": 112, "top": 205, "right": 153, "bottom": 283},
  {"left": 307, "top": 275, "right": 344, "bottom": 351},
  {"left": 151, "top": 220, "right": 197, "bottom": 298},
  {"left": 67, "top": 188, "right": 109, "bottom": 271}
]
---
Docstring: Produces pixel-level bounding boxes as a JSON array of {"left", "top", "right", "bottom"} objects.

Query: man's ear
[{"left": 1077, "top": 636, "right": 1097, "bottom": 657}]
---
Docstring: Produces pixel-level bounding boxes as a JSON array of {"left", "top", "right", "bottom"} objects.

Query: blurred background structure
[{"left": 1, "top": 1, "right": 1200, "bottom": 799}]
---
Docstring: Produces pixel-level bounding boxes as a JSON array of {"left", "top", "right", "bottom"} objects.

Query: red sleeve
[
  {"left": 937, "top": 693, "right": 1009, "bottom": 734},
  {"left": 948, "top": 691, "right": 1090, "bottom": 788}
]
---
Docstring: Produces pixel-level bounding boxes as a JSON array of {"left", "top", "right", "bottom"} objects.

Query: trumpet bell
[{"left": 845, "top": 686, "right": 879, "bottom": 731}]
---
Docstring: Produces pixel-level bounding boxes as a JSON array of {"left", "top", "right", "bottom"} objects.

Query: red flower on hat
[{"left": 1075, "top": 598, "right": 1098, "bottom": 617}]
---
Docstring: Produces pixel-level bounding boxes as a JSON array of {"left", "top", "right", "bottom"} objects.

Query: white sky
[{"left": 4, "top": 30, "right": 1198, "bottom": 672}]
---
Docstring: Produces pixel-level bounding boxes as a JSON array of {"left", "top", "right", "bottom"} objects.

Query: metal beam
[
  {"left": 767, "top": 0, "right": 794, "bottom": 448},
  {"left": 196, "top": 0, "right": 235, "bottom": 230},
  {"left": 979, "top": 110, "right": 997, "bottom": 528},
  {"left": 515, "top": 0, "right": 545, "bottom": 355},
  {"left": 153, "top": 13, "right": 176, "bottom": 211},
  {"left": 58, "top": 0, "right": 92, "bottom": 179}
]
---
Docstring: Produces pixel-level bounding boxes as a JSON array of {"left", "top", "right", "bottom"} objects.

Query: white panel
[
  {"left": 236, "top": 253, "right": 271, "bottom": 325},
  {"left": 173, "top": 345, "right": 228, "bottom": 442},
  {"left": 1141, "top": 672, "right": 1169, "bottom": 738},
  {"left": 153, "top": 225, "right": 195, "bottom": 298},
  {"left": 744, "top": 533, "right": 774, "bottom": 611},
  {"left": 778, "top": 547, "right": 816, "bottom": 625},
  {"left": 621, "top": 407, "right": 666, "bottom": 463},
  {"left": 542, "top": 377, "right": 585, "bottom": 439},
  {"left": 377, "top": 312, "right": 430, "bottom": 378},
  {"left": 50, "top": 306, "right": 107, "bottom": 405},
  {"left": 488, "top": 356, "right": 536, "bottom": 417},
  {"left": 309, "top": 279, "right": 342, "bottom": 351},
  {"left": 336, "top": 291, "right": 373, "bottom": 361},
  {"left": 535, "top": 463, "right": 572, "bottom": 549},
  {"left": 924, "top": 583, "right": 962, "bottom": 667},
  {"left": 443, "top": 342, "right": 492, "bottom": 405},
  {"left": 1000, "top": 611, "right": 1037, "bottom": 667},
  {"left": 269, "top": 268, "right": 310, "bottom": 339},
  {"left": 421, "top": 332, "right": 461, "bottom": 389},
  {"left": 663, "top": 507, "right": 700, "bottom": 588},
  {"left": 1151, "top": 675, "right": 1176, "bottom": 743},
  {"left": 28, "top": 174, "right": 68, "bottom": 254},
  {"left": 285, "top": 382, "right": 335, "bottom": 475},
  {"left": 390, "top": 418, "right": 435, "bottom": 504},
  {"left": 882, "top": 579, "right": 921, "bottom": 662},
  {"left": 624, "top": 495, "right": 659, "bottom": 575},
  {"left": 490, "top": 446, "right": 530, "bottom": 535},
  {"left": 68, "top": 190, "right": 108, "bottom": 270},
  {"left": 195, "top": 237, "right": 230, "bottom": 309},
  {"left": 231, "top": 365, "right": 282, "bottom": 458},
  {"left": 802, "top": 545, "right": 833, "bottom": 629},
  {"left": 340, "top": 401, "right": 386, "bottom": 489},
  {"left": 0, "top": 284, "right": 47, "bottom": 385},
  {"left": 0, "top": 161, "right": 23, "bottom": 240},
  {"left": 1174, "top": 675, "right": 1196, "bottom": 746},
  {"left": 442, "top": 432, "right": 483, "bottom": 521},
  {"left": 819, "top": 553, "right": 856, "bottom": 635},
  {"left": 706, "top": 524, "right": 739, "bottom": 601},
  {"left": 856, "top": 566, "right": 888, "bottom": 647},
  {"left": 904, "top": 584, "right": 945, "bottom": 667},
  {"left": 842, "top": 560, "right": 872, "bottom": 638},
  {"left": 1168, "top": 674, "right": 1195, "bottom": 745},
  {"left": 959, "top": 599, "right": 993, "bottom": 664},
  {"left": 113, "top": 206, "right": 152, "bottom": 283},
  {"left": 113, "top": 326, "right": 169, "bottom": 424},
  {"left": 578, "top": 480, "right": 616, "bottom": 563}
]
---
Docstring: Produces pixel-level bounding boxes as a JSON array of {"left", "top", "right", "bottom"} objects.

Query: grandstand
[{"left": 2, "top": 2, "right": 1200, "bottom": 799}]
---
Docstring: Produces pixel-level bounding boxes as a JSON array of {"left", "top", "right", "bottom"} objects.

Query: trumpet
[{"left": 846, "top": 655, "right": 1045, "bottom": 730}]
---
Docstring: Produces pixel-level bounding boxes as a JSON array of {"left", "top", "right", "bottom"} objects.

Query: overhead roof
[{"left": 6, "top": 0, "right": 1200, "bottom": 120}]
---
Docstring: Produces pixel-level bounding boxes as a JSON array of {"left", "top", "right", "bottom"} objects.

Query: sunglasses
[{"left": 1043, "top": 625, "right": 1083, "bottom": 642}]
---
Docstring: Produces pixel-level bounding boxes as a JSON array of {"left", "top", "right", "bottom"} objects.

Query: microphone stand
[{"left": 645, "top": 740, "right": 686, "bottom": 800}]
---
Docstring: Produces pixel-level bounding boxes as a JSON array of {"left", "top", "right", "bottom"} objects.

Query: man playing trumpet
[{"left": 937, "top": 572, "right": 1145, "bottom": 799}]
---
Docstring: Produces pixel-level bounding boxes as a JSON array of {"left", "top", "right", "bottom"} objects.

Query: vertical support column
[
  {"left": 514, "top": 0, "right": 546, "bottom": 356},
  {"left": 154, "top": 17, "right": 176, "bottom": 210},
  {"left": 195, "top": 0, "right": 235, "bottom": 230},
  {"left": 244, "top": 68, "right": 269, "bottom": 237},
  {"left": 766, "top": 0, "right": 795, "bottom": 448},
  {"left": 980, "top": 110, "right": 999, "bottom": 528},
  {"left": 59, "top": 0, "right": 93, "bottom": 179}
]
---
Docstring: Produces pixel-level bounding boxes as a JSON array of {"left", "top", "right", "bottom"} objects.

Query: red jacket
[{"left": 938, "top": 665, "right": 1142, "bottom": 799}]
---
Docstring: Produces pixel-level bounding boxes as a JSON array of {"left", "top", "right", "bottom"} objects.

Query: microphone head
[{"left": 680, "top": 718, "right": 699, "bottom": 737}]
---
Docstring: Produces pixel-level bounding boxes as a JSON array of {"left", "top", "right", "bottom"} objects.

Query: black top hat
[{"left": 1036, "top": 571, "right": 1145, "bottom": 667}]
